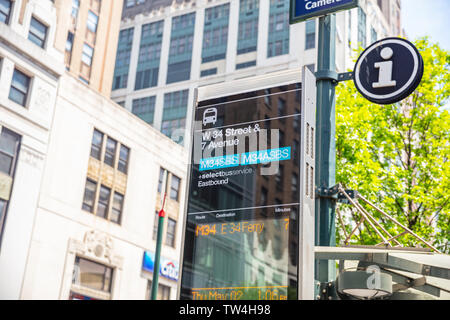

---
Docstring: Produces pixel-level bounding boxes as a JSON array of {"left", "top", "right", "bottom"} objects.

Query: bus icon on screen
[{"left": 203, "top": 108, "right": 217, "bottom": 126}]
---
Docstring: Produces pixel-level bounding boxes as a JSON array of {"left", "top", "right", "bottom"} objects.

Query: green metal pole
[
  {"left": 151, "top": 170, "right": 168, "bottom": 300},
  {"left": 315, "top": 14, "right": 337, "bottom": 284},
  {"left": 151, "top": 209, "right": 165, "bottom": 300}
]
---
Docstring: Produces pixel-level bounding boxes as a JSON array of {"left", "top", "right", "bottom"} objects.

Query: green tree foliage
[{"left": 335, "top": 38, "right": 450, "bottom": 253}]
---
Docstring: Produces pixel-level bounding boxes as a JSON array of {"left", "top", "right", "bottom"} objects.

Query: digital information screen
[{"left": 179, "top": 82, "right": 304, "bottom": 300}]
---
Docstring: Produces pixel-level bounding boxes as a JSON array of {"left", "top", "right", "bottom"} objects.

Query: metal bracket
[
  {"left": 317, "top": 281, "right": 338, "bottom": 300},
  {"left": 316, "top": 185, "right": 359, "bottom": 203},
  {"left": 337, "top": 72, "right": 354, "bottom": 82},
  {"left": 338, "top": 189, "right": 359, "bottom": 204},
  {"left": 315, "top": 70, "right": 339, "bottom": 83},
  {"left": 316, "top": 185, "right": 338, "bottom": 199},
  {"left": 315, "top": 71, "right": 353, "bottom": 84}
]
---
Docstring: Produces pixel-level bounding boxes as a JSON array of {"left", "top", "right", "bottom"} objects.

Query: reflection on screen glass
[{"left": 181, "top": 84, "right": 302, "bottom": 300}]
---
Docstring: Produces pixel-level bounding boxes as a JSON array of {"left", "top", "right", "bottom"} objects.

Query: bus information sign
[{"left": 179, "top": 68, "right": 316, "bottom": 300}]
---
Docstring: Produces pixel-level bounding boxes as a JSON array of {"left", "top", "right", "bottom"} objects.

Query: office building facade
[
  {"left": 112, "top": 0, "right": 403, "bottom": 147},
  {"left": 54, "top": 0, "right": 124, "bottom": 96}
]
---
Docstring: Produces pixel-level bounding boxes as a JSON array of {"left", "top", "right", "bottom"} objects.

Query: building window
[
  {"left": 146, "top": 281, "right": 170, "bottom": 300},
  {"left": 118, "top": 145, "right": 129, "bottom": 174},
  {"left": 28, "top": 17, "right": 48, "bottom": 48},
  {"left": 0, "top": 199, "right": 6, "bottom": 232},
  {"left": 135, "top": 67, "right": 159, "bottom": 90},
  {"left": 82, "top": 43, "right": 94, "bottom": 66},
  {"left": 291, "top": 173, "right": 299, "bottom": 199},
  {"left": 9, "top": 69, "right": 31, "bottom": 107},
  {"left": 170, "top": 175, "right": 180, "bottom": 201},
  {"left": 240, "top": 0, "right": 258, "bottom": 12},
  {"left": 90, "top": 129, "right": 104, "bottom": 160},
  {"left": 236, "top": 60, "right": 256, "bottom": 70},
  {"left": 97, "top": 185, "right": 111, "bottom": 218},
  {"left": 260, "top": 187, "right": 268, "bottom": 206},
  {"left": 72, "top": 0, "right": 80, "bottom": 19},
  {"left": 113, "top": 27, "right": 134, "bottom": 90},
  {"left": 166, "top": 60, "right": 192, "bottom": 84},
  {"left": 0, "top": 0, "right": 12, "bottom": 25},
  {"left": 87, "top": 10, "right": 99, "bottom": 33},
  {"left": 81, "top": 43, "right": 94, "bottom": 81},
  {"left": 126, "top": 0, "right": 145, "bottom": 8},
  {"left": 358, "top": 7, "right": 366, "bottom": 48},
  {"left": 275, "top": 164, "right": 284, "bottom": 190},
  {"left": 267, "top": 0, "right": 289, "bottom": 58},
  {"left": 0, "top": 127, "right": 21, "bottom": 242},
  {"left": 135, "top": 21, "right": 162, "bottom": 90},
  {"left": 72, "top": 257, "right": 113, "bottom": 293},
  {"left": 161, "top": 90, "right": 188, "bottom": 144},
  {"left": 82, "top": 180, "right": 124, "bottom": 224},
  {"left": 277, "top": 98, "right": 286, "bottom": 118},
  {"left": 85, "top": 130, "right": 129, "bottom": 224},
  {"left": 237, "top": 0, "right": 259, "bottom": 55},
  {"left": 305, "top": 19, "right": 316, "bottom": 50},
  {"left": 104, "top": 137, "right": 117, "bottom": 167},
  {"left": 132, "top": 96, "right": 155, "bottom": 125},
  {"left": 82, "top": 179, "right": 97, "bottom": 213},
  {"left": 111, "top": 192, "right": 124, "bottom": 224},
  {"left": 167, "top": 13, "right": 195, "bottom": 84},
  {"left": 202, "top": 3, "right": 230, "bottom": 64},
  {"left": 90, "top": 130, "right": 129, "bottom": 173},
  {"left": 161, "top": 118, "right": 186, "bottom": 145},
  {"left": 158, "top": 168, "right": 166, "bottom": 193},
  {"left": 165, "top": 218, "right": 177, "bottom": 247},
  {"left": 200, "top": 68, "right": 217, "bottom": 77},
  {"left": 65, "top": 32, "right": 75, "bottom": 67},
  {"left": 0, "top": 128, "right": 20, "bottom": 177}
]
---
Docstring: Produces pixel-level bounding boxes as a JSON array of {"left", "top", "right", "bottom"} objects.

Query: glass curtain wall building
[{"left": 112, "top": 0, "right": 403, "bottom": 148}]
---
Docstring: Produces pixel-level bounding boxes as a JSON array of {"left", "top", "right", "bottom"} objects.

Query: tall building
[
  {"left": 53, "top": 0, "right": 124, "bottom": 96},
  {"left": 0, "top": 0, "right": 65, "bottom": 299},
  {"left": 111, "top": 0, "right": 403, "bottom": 147},
  {"left": 0, "top": 0, "right": 188, "bottom": 300}
]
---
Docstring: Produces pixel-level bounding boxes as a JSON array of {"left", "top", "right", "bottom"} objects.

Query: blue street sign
[{"left": 290, "top": 0, "right": 359, "bottom": 24}]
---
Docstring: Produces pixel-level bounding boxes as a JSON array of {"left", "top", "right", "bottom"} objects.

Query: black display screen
[{"left": 180, "top": 84, "right": 302, "bottom": 300}]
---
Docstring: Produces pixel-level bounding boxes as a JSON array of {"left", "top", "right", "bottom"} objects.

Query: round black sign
[{"left": 353, "top": 37, "right": 424, "bottom": 105}]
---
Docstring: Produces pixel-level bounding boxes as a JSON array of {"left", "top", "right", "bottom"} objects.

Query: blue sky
[
  {"left": 402, "top": 0, "right": 450, "bottom": 111},
  {"left": 401, "top": 0, "right": 450, "bottom": 50}
]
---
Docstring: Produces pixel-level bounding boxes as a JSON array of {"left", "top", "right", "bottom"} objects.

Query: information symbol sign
[{"left": 353, "top": 37, "right": 424, "bottom": 105}]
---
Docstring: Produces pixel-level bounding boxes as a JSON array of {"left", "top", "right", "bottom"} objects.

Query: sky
[
  {"left": 401, "top": 0, "right": 450, "bottom": 111},
  {"left": 401, "top": 0, "right": 450, "bottom": 51}
]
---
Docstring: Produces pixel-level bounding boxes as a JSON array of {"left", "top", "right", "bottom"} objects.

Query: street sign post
[
  {"left": 290, "top": 0, "right": 358, "bottom": 24},
  {"left": 178, "top": 68, "right": 317, "bottom": 300},
  {"left": 289, "top": 0, "right": 360, "bottom": 286}
]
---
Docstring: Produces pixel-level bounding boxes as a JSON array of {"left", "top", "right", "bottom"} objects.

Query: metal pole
[
  {"left": 315, "top": 14, "right": 337, "bottom": 283},
  {"left": 151, "top": 171, "right": 168, "bottom": 300}
]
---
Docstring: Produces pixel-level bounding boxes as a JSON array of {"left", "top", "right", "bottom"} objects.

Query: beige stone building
[
  {"left": 53, "top": 0, "right": 123, "bottom": 96},
  {"left": 0, "top": 0, "right": 188, "bottom": 300}
]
